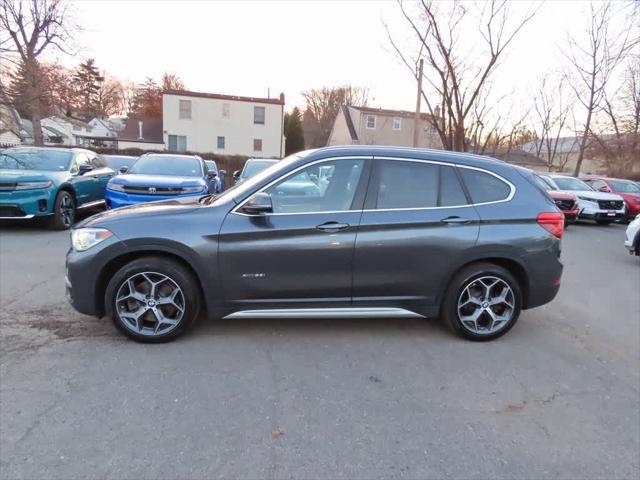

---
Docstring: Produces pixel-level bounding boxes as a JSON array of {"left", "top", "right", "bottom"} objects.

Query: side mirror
[
  {"left": 598, "top": 185, "right": 611, "bottom": 192},
  {"left": 220, "top": 169, "right": 227, "bottom": 175},
  {"left": 233, "top": 170, "right": 241, "bottom": 181},
  {"left": 78, "top": 164, "right": 94, "bottom": 175},
  {"left": 119, "top": 166, "right": 129, "bottom": 174},
  {"left": 242, "top": 192, "right": 272, "bottom": 215}
]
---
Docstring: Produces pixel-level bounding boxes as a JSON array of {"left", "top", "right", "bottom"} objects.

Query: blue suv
[{"left": 106, "top": 154, "right": 213, "bottom": 208}]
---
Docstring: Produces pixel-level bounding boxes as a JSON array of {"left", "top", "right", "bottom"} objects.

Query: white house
[
  {"left": 40, "top": 116, "right": 93, "bottom": 146},
  {"left": 162, "top": 89, "right": 285, "bottom": 157}
]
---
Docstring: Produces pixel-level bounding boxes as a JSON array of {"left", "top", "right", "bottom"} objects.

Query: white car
[
  {"left": 625, "top": 215, "right": 640, "bottom": 255},
  {"left": 539, "top": 174, "right": 625, "bottom": 225}
]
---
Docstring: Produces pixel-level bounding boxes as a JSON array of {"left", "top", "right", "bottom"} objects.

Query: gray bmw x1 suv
[{"left": 66, "top": 146, "right": 564, "bottom": 343}]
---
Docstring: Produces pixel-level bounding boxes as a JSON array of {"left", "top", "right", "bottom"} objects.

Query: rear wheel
[
  {"left": 49, "top": 190, "right": 75, "bottom": 230},
  {"left": 105, "top": 257, "right": 200, "bottom": 343},
  {"left": 596, "top": 219, "right": 612, "bottom": 225},
  {"left": 442, "top": 263, "right": 522, "bottom": 341}
]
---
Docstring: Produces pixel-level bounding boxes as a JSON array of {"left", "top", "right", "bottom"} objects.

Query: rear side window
[
  {"left": 439, "top": 165, "right": 468, "bottom": 206},
  {"left": 376, "top": 160, "right": 438, "bottom": 209},
  {"left": 459, "top": 168, "right": 511, "bottom": 204}
]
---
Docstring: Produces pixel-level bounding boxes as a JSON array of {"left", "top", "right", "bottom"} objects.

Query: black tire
[
  {"left": 105, "top": 256, "right": 201, "bottom": 343},
  {"left": 49, "top": 190, "right": 75, "bottom": 230},
  {"left": 442, "top": 262, "right": 522, "bottom": 341},
  {"left": 596, "top": 220, "right": 611, "bottom": 225}
]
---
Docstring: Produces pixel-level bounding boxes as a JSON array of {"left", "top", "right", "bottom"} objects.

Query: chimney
[
  {"left": 138, "top": 121, "right": 143, "bottom": 140},
  {"left": 279, "top": 92, "right": 285, "bottom": 104}
]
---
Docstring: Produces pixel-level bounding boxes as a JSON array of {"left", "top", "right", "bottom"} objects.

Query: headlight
[
  {"left": 107, "top": 183, "right": 125, "bottom": 192},
  {"left": 15, "top": 180, "right": 52, "bottom": 190},
  {"left": 577, "top": 196, "right": 597, "bottom": 202},
  {"left": 71, "top": 228, "right": 113, "bottom": 252},
  {"left": 182, "top": 185, "right": 206, "bottom": 194}
]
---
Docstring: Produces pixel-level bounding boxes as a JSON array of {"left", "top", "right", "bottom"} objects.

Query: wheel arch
[
  {"left": 57, "top": 183, "right": 77, "bottom": 202},
  {"left": 95, "top": 248, "right": 210, "bottom": 318},
  {"left": 439, "top": 255, "right": 530, "bottom": 310}
]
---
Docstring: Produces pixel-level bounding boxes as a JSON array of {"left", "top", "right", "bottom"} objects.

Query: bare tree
[
  {"left": 386, "top": 0, "right": 536, "bottom": 152},
  {"left": 0, "top": 0, "right": 75, "bottom": 145},
  {"left": 97, "top": 75, "right": 125, "bottom": 117},
  {"left": 302, "top": 85, "right": 369, "bottom": 147},
  {"left": 530, "top": 76, "right": 576, "bottom": 171},
  {"left": 564, "top": 1, "right": 638, "bottom": 176}
]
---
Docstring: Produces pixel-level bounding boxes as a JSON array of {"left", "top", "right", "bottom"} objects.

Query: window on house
[
  {"left": 366, "top": 115, "right": 376, "bottom": 129},
  {"left": 254, "top": 106, "right": 265, "bottom": 125},
  {"left": 217, "top": 136, "right": 225, "bottom": 149},
  {"left": 179, "top": 100, "right": 192, "bottom": 120},
  {"left": 253, "top": 138, "right": 263, "bottom": 151},
  {"left": 393, "top": 117, "right": 402, "bottom": 130},
  {"left": 222, "top": 103, "right": 230, "bottom": 118},
  {"left": 168, "top": 135, "right": 187, "bottom": 152}
]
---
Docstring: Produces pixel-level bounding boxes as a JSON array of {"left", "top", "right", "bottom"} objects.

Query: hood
[
  {"left": 548, "top": 191, "right": 576, "bottom": 201},
  {"left": 559, "top": 190, "right": 624, "bottom": 201},
  {"left": 0, "top": 169, "right": 67, "bottom": 184},
  {"left": 110, "top": 174, "right": 205, "bottom": 188},
  {"left": 77, "top": 195, "right": 204, "bottom": 228}
]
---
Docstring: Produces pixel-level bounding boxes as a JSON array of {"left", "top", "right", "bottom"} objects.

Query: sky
[{"left": 52, "top": 0, "right": 631, "bottom": 115}]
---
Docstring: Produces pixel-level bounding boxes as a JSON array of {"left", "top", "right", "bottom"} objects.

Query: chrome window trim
[{"left": 231, "top": 155, "right": 515, "bottom": 217}]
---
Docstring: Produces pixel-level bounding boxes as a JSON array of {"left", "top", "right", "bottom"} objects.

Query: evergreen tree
[
  {"left": 284, "top": 106, "right": 305, "bottom": 155},
  {"left": 73, "top": 59, "right": 104, "bottom": 119}
]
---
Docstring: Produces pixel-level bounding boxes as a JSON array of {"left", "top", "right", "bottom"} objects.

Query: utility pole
[{"left": 413, "top": 58, "right": 424, "bottom": 148}]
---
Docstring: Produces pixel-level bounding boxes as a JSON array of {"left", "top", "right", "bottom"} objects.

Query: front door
[
  {"left": 69, "top": 152, "right": 96, "bottom": 206},
  {"left": 219, "top": 157, "right": 371, "bottom": 309},
  {"left": 353, "top": 158, "right": 480, "bottom": 310}
]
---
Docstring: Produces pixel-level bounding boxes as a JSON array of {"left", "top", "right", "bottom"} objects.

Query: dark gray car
[{"left": 66, "top": 146, "right": 564, "bottom": 343}]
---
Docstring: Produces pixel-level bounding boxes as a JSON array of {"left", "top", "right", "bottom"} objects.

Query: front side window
[
  {"left": 375, "top": 160, "right": 438, "bottom": 209},
  {"left": 179, "top": 100, "right": 192, "bottom": 120},
  {"left": 217, "top": 136, "right": 225, "bottom": 149},
  {"left": 393, "top": 117, "right": 402, "bottom": 130},
  {"left": 265, "top": 159, "right": 364, "bottom": 214},
  {"left": 366, "top": 115, "right": 376, "bottom": 129},
  {"left": 459, "top": 168, "right": 512, "bottom": 204},
  {"left": 253, "top": 138, "right": 263, "bottom": 152},
  {"left": 254, "top": 106, "right": 265, "bottom": 125}
]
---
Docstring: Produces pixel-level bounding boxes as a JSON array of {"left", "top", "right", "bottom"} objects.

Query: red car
[
  {"left": 581, "top": 176, "right": 640, "bottom": 221},
  {"left": 548, "top": 190, "right": 579, "bottom": 223}
]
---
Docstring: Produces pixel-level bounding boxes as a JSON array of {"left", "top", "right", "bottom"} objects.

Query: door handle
[
  {"left": 316, "top": 221, "right": 350, "bottom": 232},
  {"left": 440, "top": 216, "right": 471, "bottom": 224}
]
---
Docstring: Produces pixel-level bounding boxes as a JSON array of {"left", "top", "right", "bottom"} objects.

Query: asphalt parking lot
[{"left": 1, "top": 219, "right": 638, "bottom": 479}]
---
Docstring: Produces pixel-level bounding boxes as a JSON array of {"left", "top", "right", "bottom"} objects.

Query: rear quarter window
[{"left": 459, "top": 168, "right": 512, "bottom": 204}]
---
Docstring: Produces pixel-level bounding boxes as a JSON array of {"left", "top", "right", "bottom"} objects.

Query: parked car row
[{"left": 0, "top": 147, "right": 225, "bottom": 229}]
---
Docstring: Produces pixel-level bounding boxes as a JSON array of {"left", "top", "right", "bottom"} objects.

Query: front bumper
[
  {"left": 578, "top": 205, "right": 625, "bottom": 220},
  {"left": 65, "top": 236, "right": 128, "bottom": 317},
  {"left": 0, "top": 188, "right": 56, "bottom": 218},
  {"left": 105, "top": 189, "right": 206, "bottom": 209}
]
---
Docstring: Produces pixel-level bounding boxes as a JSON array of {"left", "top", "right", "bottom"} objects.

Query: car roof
[
  {"left": 4, "top": 146, "right": 92, "bottom": 154},
  {"left": 140, "top": 153, "right": 199, "bottom": 160}
]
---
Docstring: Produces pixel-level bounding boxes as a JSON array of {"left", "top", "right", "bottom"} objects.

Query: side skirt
[{"left": 223, "top": 307, "right": 426, "bottom": 320}]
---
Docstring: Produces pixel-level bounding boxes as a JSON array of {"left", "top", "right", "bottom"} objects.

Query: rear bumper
[
  {"left": 106, "top": 189, "right": 205, "bottom": 209},
  {"left": 522, "top": 247, "right": 564, "bottom": 310}
]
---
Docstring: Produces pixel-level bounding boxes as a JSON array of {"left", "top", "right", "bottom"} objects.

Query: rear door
[
  {"left": 218, "top": 157, "right": 371, "bottom": 308},
  {"left": 353, "top": 157, "right": 480, "bottom": 309}
]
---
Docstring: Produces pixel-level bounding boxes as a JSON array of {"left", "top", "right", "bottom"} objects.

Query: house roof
[
  {"left": 119, "top": 116, "right": 163, "bottom": 143},
  {"left": 350, "top": 105, "right": 437, "bottom": 121},
  {"left": 489, "top": 147, "right": 546, "bottom": 167},
  {"left": 164, "top": 89, "right": 285, "bottom": 105},
  {"left": 342, "top": 106, "right": 358, "bottom": 142},
  {"left": 521, "top": 137, "right": 582, "bottom": 154}
]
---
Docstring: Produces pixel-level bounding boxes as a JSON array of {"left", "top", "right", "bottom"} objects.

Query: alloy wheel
[
  {"left": 115, "top": 272, "right": 185, "bottom": 336},
  {"left": 60, "top": 195, "right": 74, "bottom": 227},
  {"left": 457, "top": 276, "right": 515, "bottom": 335}
]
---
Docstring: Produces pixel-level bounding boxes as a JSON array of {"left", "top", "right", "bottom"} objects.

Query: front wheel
[
  {"left": 105, "top": 257, "right": 200, "bottom": 343},
  {"left": 49, "top": 190, "right": 75, "bottom": 230},
  {"left": 442, "top": 263, "right": 522, "bottom": 341}
]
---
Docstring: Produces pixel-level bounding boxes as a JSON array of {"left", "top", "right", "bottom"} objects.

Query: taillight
[{"left": 537, "top": 212, "right": 564, "bottom": 238}]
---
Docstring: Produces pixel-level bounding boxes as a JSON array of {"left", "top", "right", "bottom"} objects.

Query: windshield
[
  {"left": 553, "top": 176, "right": 593, "bottom": 191},
  {"left": 242, "top": 160, "right": 277, "bottom": 179},
  {"left": 609, "top": 179, "right": 640, "bottom": 193},
  {"left": 0, "top": 149, "right": 72, "bottom": 171},
  {"left": 128, "top": 155, "right": 202, "bottom": 176},
  {"left": 209, "top": 152, "right": 310, "bottom": 203},
  {"left": 105, "top": 156, "right": 137, "bottom": 169}
]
